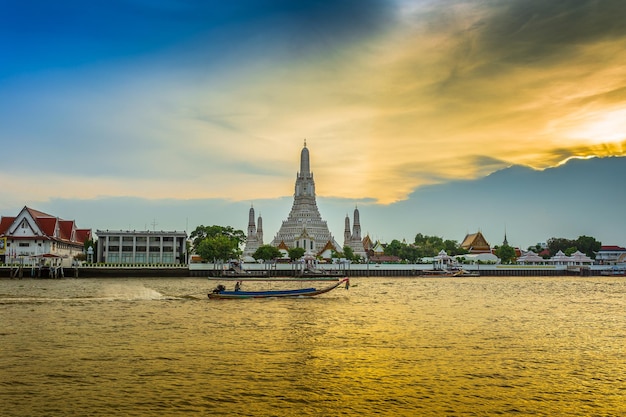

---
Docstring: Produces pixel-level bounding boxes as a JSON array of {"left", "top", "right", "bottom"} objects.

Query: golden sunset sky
[{"left": 2, "top": 1, "right": 626, "bottom": 246}]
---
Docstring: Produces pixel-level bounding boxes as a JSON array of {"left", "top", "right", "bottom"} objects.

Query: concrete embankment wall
[{"left": 0, "top": 265, "right": 600, "bottom": 278}]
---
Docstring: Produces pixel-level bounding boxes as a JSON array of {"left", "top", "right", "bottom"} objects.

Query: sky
[{"left": 1, "top": 1, "right": 626, "bottom": 249}]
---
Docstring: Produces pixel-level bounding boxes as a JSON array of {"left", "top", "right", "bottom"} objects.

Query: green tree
[
  {"left": 253, "top": 245, "right": 282, "bottom": 261},
  {"left": 496, "top": 244, "right": 516, "bottom": 264},
  {"left": 343, "top": 246, "right": 355, "bottom": 261},
  {"left": 575, "top": 235, "right": 601, "bottom": 259},
  {"left": 190, "top": 225, "right": 245, "bottom": 252},
  {"left": 400, "top": 245, "right": 420, "bottom": 263},
  {"left": 288, "top": 247, "right": 305, "bottom": 261},
  {"left": 196, "top": 235, "right": 241, "bottom": 262},
  {"left": 384, "top": 239, "right": 405, "bottom": 257},
  {"left": 546, "top": 235, "right": 601, "bottom": 259},
  {"left": 547, "top": 237, "right": 576, "bottom": 256}
]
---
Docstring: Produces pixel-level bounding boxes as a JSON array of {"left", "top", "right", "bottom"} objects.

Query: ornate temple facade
[
  {"left": 269, "top": 142, "right": 341, "bottom": 255},
  {"left": 242, "top": 205, "right": 263, "bottom": 257},
  {"left": 344, "top": 207, "right": 367, "bottom": 259},
  {"left": 460, "top": 231, "right": 491, "bottom": 254}
]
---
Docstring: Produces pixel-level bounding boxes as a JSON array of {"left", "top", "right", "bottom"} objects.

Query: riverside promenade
[{"left": 1, "top": 262, "right": 606, "bottom": 278}]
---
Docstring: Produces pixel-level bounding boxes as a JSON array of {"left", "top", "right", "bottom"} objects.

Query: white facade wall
[{"left": 96, "top": 230, "right": 187, "bottom": 264}]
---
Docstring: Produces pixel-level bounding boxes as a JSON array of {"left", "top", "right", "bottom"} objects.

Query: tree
[
  {"left": 343, "top": 246, "right": 355, "bottom": 261},
  {"left": 575, "top": 235, "right": 601, "bottom": 259},
  {"left": 547, "top": 237, "right": 576, "bottom": 257},
  {"left": 399, "top": 244, "right": 420, "bottom": 263},
  {"left": 190, "top": 225, "right": 246, "bottom": 252},
  {"left": 288, "top": 247, "right": 305, "bottom": 261},
  {"left": 196, "top": 235, "right": 240, "bottom": 262},
  {"left": 384, "top": 239, "right": 405, "bottom": 257},
  {"left": 546, "top": 235, "right": 601, "bottom": 259},
  {"left": 496, "top": 244, "right": 516, "bottom": 264},
  {"left": 253, "top": 245, "right": 282, "bottom": 261}
]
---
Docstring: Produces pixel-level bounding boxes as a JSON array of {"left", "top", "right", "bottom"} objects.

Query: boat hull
[{"left": 208, "top": 278, "right": 349, "bottom": 299}]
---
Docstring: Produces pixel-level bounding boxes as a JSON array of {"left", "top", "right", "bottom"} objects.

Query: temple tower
[
  {"left": 343, "top": 206, "right": 367, "bottom": 259},
  {"left": 243, "top": 205, "right": 263, "bottom": 257},
  {"left": 271, "top": 141, "right": 340, "bottom": 254}
]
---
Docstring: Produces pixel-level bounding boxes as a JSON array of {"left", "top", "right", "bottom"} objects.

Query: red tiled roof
[
  {"left": 75, "top": 229, "right": 92, "bottom": 244},
  {"left": 59, "top": 220, "right": 75, "bottom": 241},
  {"left": 37, "top": 217, "right": 58, "bottom": 237},
  {"left": 26, "top": 207, "right": 55, "bottom": 219},
  {"left": 1, "top": 206, "right": 91, "bottom": 246},
  {"left": 0, "top": 216, "right": 16, "bottom": 235},
  {"left": 599, "top": 245, "right": 626, "bottom": 251}
]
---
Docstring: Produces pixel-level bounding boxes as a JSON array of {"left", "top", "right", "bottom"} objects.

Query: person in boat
[
  {"left": 234, "top": 281, "right": 241, "bottom": 292},
  {"left": 212, "top": 284, "right": 226, "bottom": 294}
]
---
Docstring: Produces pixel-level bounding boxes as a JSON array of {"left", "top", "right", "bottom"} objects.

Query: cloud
[{"left": 1, "top": 0, "right": 626, "bottom": 209}]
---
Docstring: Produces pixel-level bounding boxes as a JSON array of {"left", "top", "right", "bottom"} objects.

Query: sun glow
[{"left": 568, "top": 107, "right": 626, "bottom": 145}]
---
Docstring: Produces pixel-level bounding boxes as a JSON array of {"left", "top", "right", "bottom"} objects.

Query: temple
[
  {"left": 242, "top": 205, "right": 263, "bottom": 257},
  {"left": 344, "top": 207, "right": 367, "bottom": 259},
  {"left": 268, "top": 141, "right": 342, "bottom": 255}
]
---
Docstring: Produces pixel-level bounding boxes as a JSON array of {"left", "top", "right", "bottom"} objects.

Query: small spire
[{"left": 304, "top": 138, "right": 307, "bottom": 147}]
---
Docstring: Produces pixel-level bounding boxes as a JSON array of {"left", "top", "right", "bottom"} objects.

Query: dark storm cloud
[
  {"left": 419, "top": 0, "right": 626, "bottom": 89},
  {"left": 474, "top": 0, "right": 626, "bottom": 65}
]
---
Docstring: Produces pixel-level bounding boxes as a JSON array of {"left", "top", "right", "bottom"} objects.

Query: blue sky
[{"left": 1, "top": 1, "right": 626, "bottom": 249}]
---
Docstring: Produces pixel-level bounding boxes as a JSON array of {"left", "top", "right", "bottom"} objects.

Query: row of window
[
  {"left": 105, "top": 236, "right": 179, "bottom": 243},
  {"left": 105, "top": 253, "right": 177, "bottom": 263},
  {"left": 106, "top": 246, "right": 181, "bottom": 252}
]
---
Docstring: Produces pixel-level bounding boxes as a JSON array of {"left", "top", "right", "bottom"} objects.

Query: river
[{"left": 1, "top": 276, "right": 624, "bottom": 416}]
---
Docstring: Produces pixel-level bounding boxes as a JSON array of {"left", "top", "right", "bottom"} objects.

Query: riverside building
[
  {"left": 96, "top": 230, "right": 187, "bottom": 264},
  {"left": 0, "top": 206, "right": 91, "bottom": 266}
]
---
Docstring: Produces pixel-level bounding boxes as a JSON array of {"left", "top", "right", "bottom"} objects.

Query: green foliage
[
  {"left": 413, "top": 233, "right": 466, "bottom": 258},
  {"left": 343, "top": 246, "right": 355, "bottom": 261},
  {"left": 196, "top": 234, "right": 241, "bottom": 262},
  {"left": 253, "top": 245, "right": 282, "bottom": 261},
  {"left": 547, "top": 235, "right": 601, "bottom": 259},
  {"left": 495, "top": 244, "right": 516, "bottom": 264},
  {"left": 190, "top": 225, "right": 245, "bottom": 252},
  {"left": 288, "top": 247, "right": 305, "bottom": 260}
]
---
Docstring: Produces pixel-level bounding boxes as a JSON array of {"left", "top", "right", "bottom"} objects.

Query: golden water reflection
[{"left": 1, "top": 277, "right": 625, "bottom": 416}]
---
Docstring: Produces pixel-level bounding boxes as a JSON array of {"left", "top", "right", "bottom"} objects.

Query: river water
[{"left": 1, "top": 277, "right": 624, "bottom": 416}]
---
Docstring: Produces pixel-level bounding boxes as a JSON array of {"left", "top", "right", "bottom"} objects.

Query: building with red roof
[
  {"left": 595, "top": 245, "right": 626, "bottom": 265},
  {"left": 0, "top": 206, "right": 91, "bottom": 266}
]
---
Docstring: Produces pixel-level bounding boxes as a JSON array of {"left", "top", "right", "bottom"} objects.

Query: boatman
[{"left": 234, "top": 281, "right": 241, "bottom": 292}]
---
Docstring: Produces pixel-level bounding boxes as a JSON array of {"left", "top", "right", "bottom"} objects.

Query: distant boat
[
  {"left": 600, "top": 267, "right": 626, "bottom": 276},
  {"left": 208, "top": 278, "right": 350, "bottom": 299},
  {"left": 419, "top": 269, "right": 479, "bottom": 278}
]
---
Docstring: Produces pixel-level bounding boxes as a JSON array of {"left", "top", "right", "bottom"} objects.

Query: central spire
[
  {"left": 271, "top": 142, "right": 340, "bottom": 254},
  {"left": 300, "top": 139, "right": 310, "bottom": 176}
]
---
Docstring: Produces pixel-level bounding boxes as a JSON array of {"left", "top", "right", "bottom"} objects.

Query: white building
[
  {"left": 96, "top": 230, "right": 187, "bottom": 264},
  {"left": 595, "top": 245, "right": 626, "bottom": 264},
  {"left": 0, "top": 206, "right": 91, "bottom": 267}
]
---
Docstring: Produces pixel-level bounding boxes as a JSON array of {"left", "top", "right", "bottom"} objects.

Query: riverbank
[{"left": 1, "top": 263, "right": 617, "bottom": 278}]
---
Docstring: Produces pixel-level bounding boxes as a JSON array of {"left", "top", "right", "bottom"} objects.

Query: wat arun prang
[{"left": 243, "top": 141, "right": 367, "bottom": 260}]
